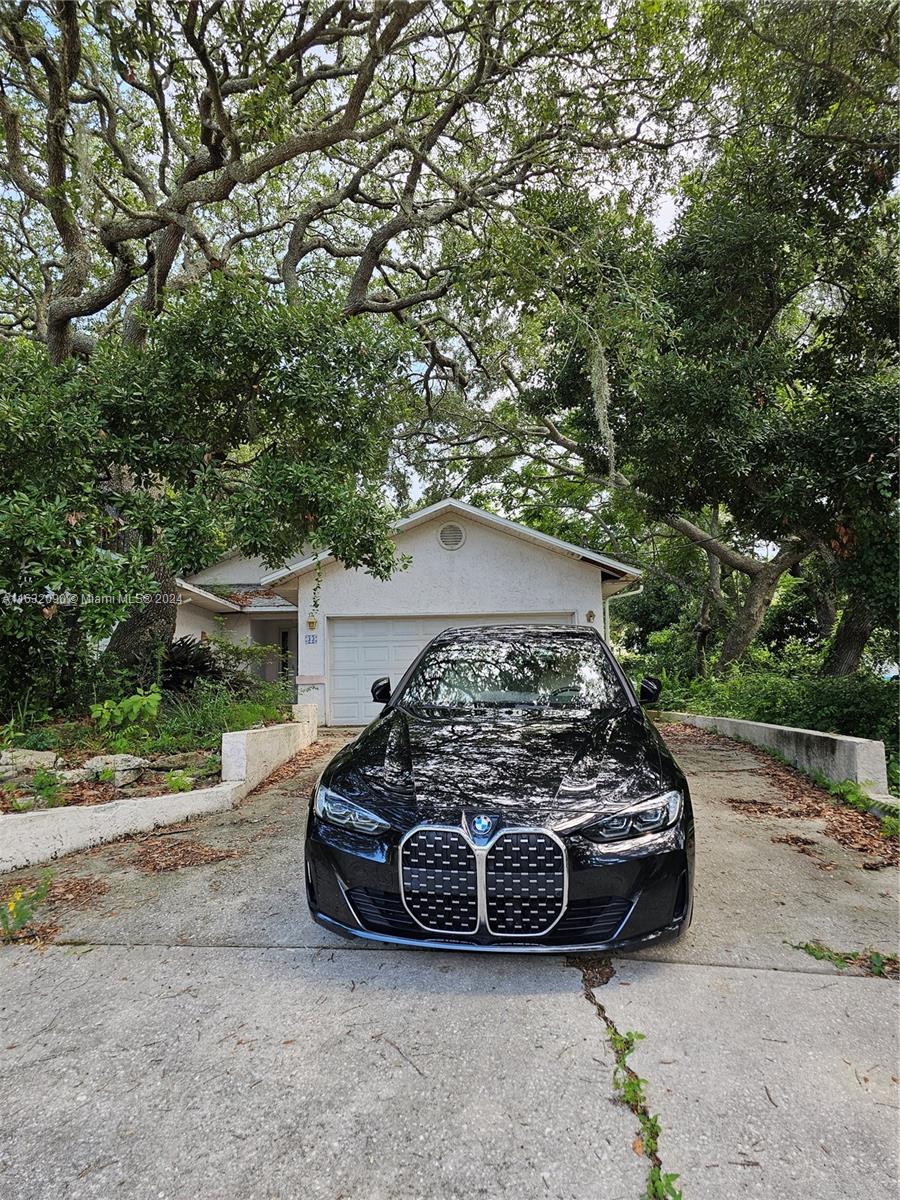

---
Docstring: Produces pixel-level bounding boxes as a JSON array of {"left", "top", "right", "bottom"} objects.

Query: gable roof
[{"left": 259, "top": 498, "right": 641, "bottom": 587}]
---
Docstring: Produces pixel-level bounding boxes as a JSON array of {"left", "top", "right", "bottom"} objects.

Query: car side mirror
[
  {"left": 371, "top": 677, "right": 391, "bottom": 704},
  {"left": 639, "top": 676, "right": 662, "bottom": 706}
]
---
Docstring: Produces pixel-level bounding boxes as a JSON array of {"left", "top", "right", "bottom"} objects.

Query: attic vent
[{"left": 438, "top": 522, "right": 466, "bottom": 551}]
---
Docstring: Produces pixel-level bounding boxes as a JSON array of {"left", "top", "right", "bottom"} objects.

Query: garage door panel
[
  {"left": 331, "top": 645, "right": 364, "bottom": 668},
  {"left": 327, "top": 613, "right": 575, "bottom": 725},
  {"left": 331, "top": 673, "right": 366, "bottom": 697}
]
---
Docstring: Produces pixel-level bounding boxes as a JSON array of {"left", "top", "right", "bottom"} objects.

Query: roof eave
[
  {"left": 175, "top": 578, "right": 243, "bottom": 613},
  {"left": 259, "top": 498, "right": 642, "bottom": 586}
]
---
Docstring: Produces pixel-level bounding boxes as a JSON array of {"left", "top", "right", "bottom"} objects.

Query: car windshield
[{"left": 400, "top": 634, "right": 628, "bottom": 710}]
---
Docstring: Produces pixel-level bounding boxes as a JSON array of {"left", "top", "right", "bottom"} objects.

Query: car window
[{"left": 400, "top": 637, "right": 627, "bottom": 710}]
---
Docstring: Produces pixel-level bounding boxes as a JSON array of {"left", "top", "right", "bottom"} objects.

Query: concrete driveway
[{"left": 1, "top": 724, "right": 897, "bottom": 1200}]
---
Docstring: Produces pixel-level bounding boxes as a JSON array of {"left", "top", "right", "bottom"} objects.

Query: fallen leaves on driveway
[
  {"left": 661, "top": 723, "right": 897, "bottom": 868},
  {"left": 130, "top": 839, "right": 242, "bottom": 873},
  {"left": 771, "top": 834, "right": 837, "bottom": 871},
  {"left": 6, "top": 920, "right": 62, "bottom": 945},
  {"left": 8, "top": 873, "right": 109, "bottom": 909}
]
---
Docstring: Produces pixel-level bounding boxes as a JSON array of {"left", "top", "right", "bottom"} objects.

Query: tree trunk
[
  {"left": 103, "top": 548, "right": 178, "bottom": 687},
  {"left": 694, "top": 594, "right": 712, "bottom": 678},
  {"left": 57, "top": 605, "right": 85, "bottom": 708},
  {"left": 821, "top": 595, "right": 873, "bottom": 677},
  {"left": 814, "top": 591, "right": 837, "bottom": 641},
  {"left": 716, "top": 567, "right": 783, "bottom": 672}
]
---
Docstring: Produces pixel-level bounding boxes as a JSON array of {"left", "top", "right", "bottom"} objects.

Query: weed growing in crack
[
  {"left": 788, "top": 939, "right": 898, "bottom": 978},
  {"left": 568, "top": 956, "right": 683, "bottom": 1200},
  {"left": 0, "top": 871, "right": 53, "bottom": 940}
]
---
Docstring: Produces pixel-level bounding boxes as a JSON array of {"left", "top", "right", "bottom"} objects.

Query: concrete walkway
[{"left": 1, "top": 725, "right": 897, "bottom": 1200}]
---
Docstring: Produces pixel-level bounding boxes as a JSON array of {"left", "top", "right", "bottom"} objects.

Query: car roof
[{"left": 429, "top": 624, "right": 603, "bottom": 647}]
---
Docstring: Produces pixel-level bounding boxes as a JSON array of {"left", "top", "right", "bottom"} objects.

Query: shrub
[
  {"left": 661, "top": 670, "right": 898, "bottom": 754},
  {"left": 1, "top": 675, "right": 291, "bottom": 761},
  {"left": 108, "top": 678, "right": 293, "bottom": 755},
  {"left": 90, "top": 685, "right": 162, "bottom": 730},
  {"left": 160, "top": 636, "right": 223, "bottom": 694}
]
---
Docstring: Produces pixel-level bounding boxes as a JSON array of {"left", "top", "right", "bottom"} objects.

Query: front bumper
[{"left": 305, "top": 815, "right": 694, "bottom": 954}]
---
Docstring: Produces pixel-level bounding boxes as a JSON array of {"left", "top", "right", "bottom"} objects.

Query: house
[
  {"left": 175, "top": 499, "right": 641, "bottom": 725},
  {"left": 175, "top": 553, "right": 300, "bottom": 686}
]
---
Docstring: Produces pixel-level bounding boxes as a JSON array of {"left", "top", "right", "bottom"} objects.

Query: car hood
[{"left": 325, "top": 704, "right": 676, "bottom": 829}]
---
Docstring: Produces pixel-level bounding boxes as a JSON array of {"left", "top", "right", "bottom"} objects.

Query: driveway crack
[{"left": 567, "top": 955, "right": 683, "bottom": 1200}]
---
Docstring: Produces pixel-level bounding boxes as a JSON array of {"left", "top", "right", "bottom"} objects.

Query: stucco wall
[
  {"left": 300, "top": 516, "right": 606, "bottom": 621},
  {"left": 190, "top": 552, "right": 283, "bottom": 585},
  {"left": 173, "top": 608, "right": 254, "bottom": 643},
  {"left": 294, "top": 514, "right": 610, "bottom": 720},
  {"left": 174, "top": 603, "right": 216, "bottom": 641}
]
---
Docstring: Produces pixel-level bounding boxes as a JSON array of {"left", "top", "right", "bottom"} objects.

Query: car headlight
[
  {"left": 314, "top": 785, "right": 389, "bottom": 835},
  {"left": 582, "top": 790, "right": 683, "bottom": 843}
]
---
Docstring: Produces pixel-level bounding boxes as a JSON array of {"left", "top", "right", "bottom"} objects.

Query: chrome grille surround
[{"left": 398, "top": 824, "right": 568, "bottom": 938}]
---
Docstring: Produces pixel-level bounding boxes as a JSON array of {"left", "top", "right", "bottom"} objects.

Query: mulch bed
[
  {"left": 49, "top": 781, "right": 118, "bottom": 808},
  {"left": 129, "top": 838, "right": 242, "bottom": 873},
  {"left": 659, "top": 721, "right": 898, "bottom": 869}
]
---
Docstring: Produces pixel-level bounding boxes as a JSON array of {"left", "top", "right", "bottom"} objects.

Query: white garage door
[{"left": 328, "top": 613, "right": 574, "bottom": 724}]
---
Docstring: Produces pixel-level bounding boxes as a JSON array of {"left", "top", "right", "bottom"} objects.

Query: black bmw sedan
[{"left": 305, "top": 624, "right": 693, "bottom": 953}]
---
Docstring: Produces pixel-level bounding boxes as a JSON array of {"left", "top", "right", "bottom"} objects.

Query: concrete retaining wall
[
  {"left": 655, "top": 710, "right": 888, "bottom": 795},
  {"left": 222, "top": 705, "right": 318, "bottom": 790},
  {"left": 0, "top": 704, "right": 318, "bottom": 873}
]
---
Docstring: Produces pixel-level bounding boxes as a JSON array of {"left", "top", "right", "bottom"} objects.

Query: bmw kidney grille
[
  {"left": 399, "top": 826, "right": 568, "bottom": 937},
  {"left": 400, "top": 828, "right": 479, "bottom": 933},
  {"left": 484, "top": 831, "right": 566, "bottom": 934}
]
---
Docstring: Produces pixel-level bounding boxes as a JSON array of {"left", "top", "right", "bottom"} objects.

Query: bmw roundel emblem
[{"left": 472, "top": 814, "right": 493, "bottom": 835}]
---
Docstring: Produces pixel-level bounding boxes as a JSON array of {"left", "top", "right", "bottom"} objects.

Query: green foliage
[
  {"left": 888, "top": 755, "right": 899, "bottom": 799},
  {"left": 29, "top": 768, "right": 63, "bottom": 808},
  {"left": 604, "top": 1020, "right": 682, "bottom": 1200},
  {"left": 112, "top": 679, "right": 292, "bottom": 756},
  {"left": 660, "top": 669, "right": 898, "bottom": 754},
  {"left": 164, "top": 770, "right": 193, "bottom": 794},
  {"left": 645, "top": 1167, "right": 684, "bottom": 1200},
  {"left": 161, "top": 637, "right": 223, "bottom": 694},
  {"left": 90, "top": 686, "right": 162, "bottom": 731},
  {"left": 0, "top": 871, "right": 53, "bottom": 940},
  {"left": 0, "top": 279, "right": 412, "bottom": 716},
  {"left": 789, "top": 941, "right": 897, "bottom": 979},
  {"left": 18, "top": 728, "right": 58, "bottom": 751},
  {"left": 3, "top": 667, "right": 290, "bottom": 764}
]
